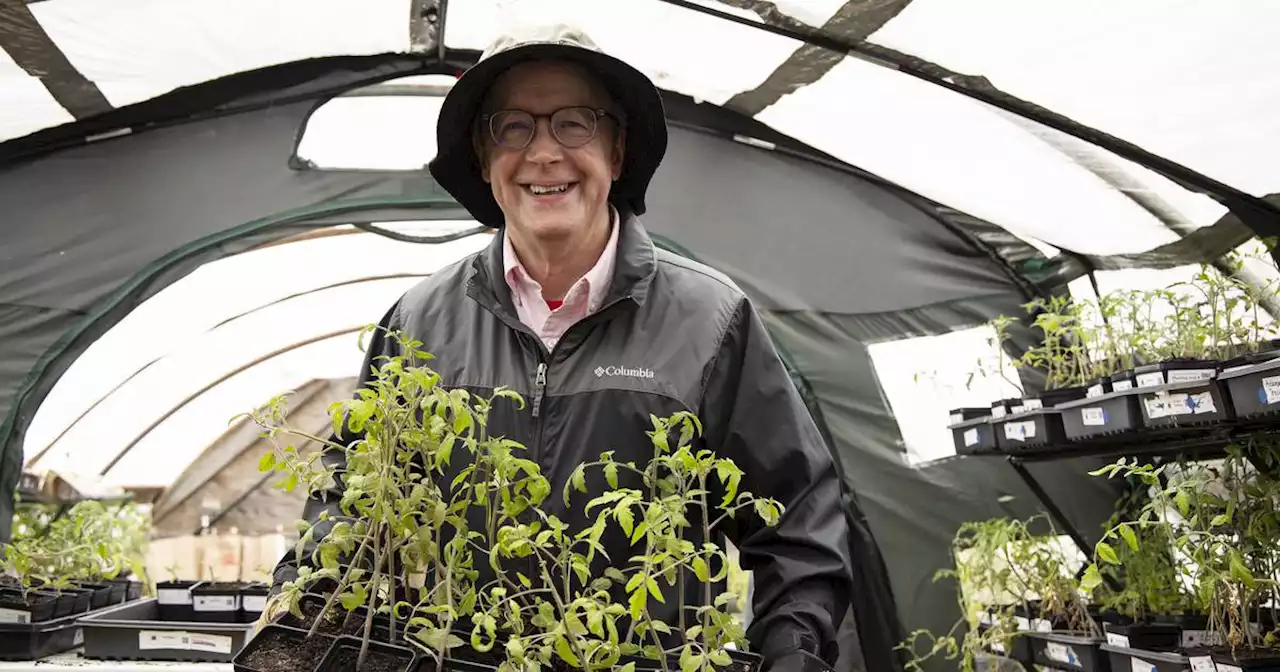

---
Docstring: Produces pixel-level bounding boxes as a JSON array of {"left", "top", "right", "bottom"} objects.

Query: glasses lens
[
  {"left": 551, "top": 107, "right": 598, "bottom": 147},
  {"left": 490, "top": 111, "right": 534, "bottom": 148}
]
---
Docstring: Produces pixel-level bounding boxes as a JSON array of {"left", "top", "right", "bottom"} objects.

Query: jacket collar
[{"left": 467, "top": 210, "right": 658, "bottom": 315}]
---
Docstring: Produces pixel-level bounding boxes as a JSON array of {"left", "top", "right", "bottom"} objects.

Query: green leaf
[
  {"left": 692, "top": 556, "right": 710, "bottom": 582},
  {"left": 1118, "top": 524, "right": 1138, "bottom": 552},
  {"left": 646, "top": 576, "right": 665, "bottom": 603},
  {"left": 1229, "top": 550, "right": 1256, "bottom": 588},
  {"left": 708, "top": 649, "right": 732, "bottom": 667},
  {"left": 257, "top": 451, "right": 277, "bottom": 472},
  {"left": 629, "top": 586, "right": 647, "bottom": 620},
  {"left": 1096, "top": 541, "right": 1119, "bottom": 565},
  {"left": 555, "top": 636, "right": 581, "bottom": 667},
  {"left": 1211, "top": 513, "right": 1231, "bottom": 527},
  {"left": 1175, "top": 489, "right": 1190, "bottom": 517},
  {"left": 605, "top": 462, "right": 619, "bottom": 489},
  {"left": 1080, "top": 564, "right": 1103, "bottom": 594},
  {"left": 517, "top": 572, "right": 532, "bottom": 589}
]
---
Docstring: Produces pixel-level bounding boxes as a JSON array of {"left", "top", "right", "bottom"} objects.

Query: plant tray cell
[
  {"left": 191, "top": 582, "right": 242, "bottom": 623},
  {"left": 1137, "top": 379, "right": 1234, "bottom": 428},
  {"left": 0, "top": 597, "right": 143, "bottom": 661},
  {"left": 1133, "top": 360, "right": 1220, "bottom": 389},
  {"left": 949, "top": 414, "right": 999, "bottom": 455},
  {"left": 1058, "top": 390, "right": 1144, "bottom": 440},
  {"left": 239, "top": 583, "right": 269, "bottom": 624},
  {"left": 155, "top": 579, "right": 203, "bottom": 622},
  {"left": 1104, "top": 622, "right": 1181, "bottom": 652},
  {"left": 993, "top": 409, "right": 1066, "bottom": 450},
  {"left": 233, "top": 623, "right": 336, "bottom": 672},
  {"left": 1211, "top": 648, "right": 1280, "bottom": 671},
  {"left": 316, "top": 634, "right": 417, "bottom": 672},
  {"left": 78, "top": 596, "right": 254, "bottom": 663},
  {"left": 1101, "top": 643, "right": 1190, "bottom": 672},
  {"left": 1218, "top": 356, "right": 1280, "bottom": 420},
  {"left": 0, "top": 589, "right": 58, "bottom": 624},
  {"left": 1025, "top": 631, "right": 1108, "bottom": 671}
]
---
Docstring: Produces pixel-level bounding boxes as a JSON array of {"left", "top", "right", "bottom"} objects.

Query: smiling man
[{"left": 276, "top": 24, "right": 855, "bottom": 672}]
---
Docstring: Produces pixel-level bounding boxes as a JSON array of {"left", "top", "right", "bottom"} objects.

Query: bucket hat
[{"left": 427, "top": 24, "right": 668, "bottom": 228}]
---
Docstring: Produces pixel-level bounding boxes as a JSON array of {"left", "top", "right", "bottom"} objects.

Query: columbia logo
[{"left": 595, "top": 365, "right": 655, "bottom": 379}]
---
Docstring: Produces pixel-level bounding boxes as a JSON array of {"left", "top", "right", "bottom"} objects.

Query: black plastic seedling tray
[
  {"left": 79, "top": 597, "right": 254, "bottom": 663},
  {"left": 1101, "top": 643, "right": 1190, "bottom": 672},
  {"left": 0, "top": 597, "right": 145, "bottom": 661}
]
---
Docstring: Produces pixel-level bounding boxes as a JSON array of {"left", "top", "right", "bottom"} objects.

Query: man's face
[{"left": 478, "top": 60, "right": 624, "bottom": 243}]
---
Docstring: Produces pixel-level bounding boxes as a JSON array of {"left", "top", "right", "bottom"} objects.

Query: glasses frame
[{"left": 481, "top": 106, "right": 621, "bottom": 150}]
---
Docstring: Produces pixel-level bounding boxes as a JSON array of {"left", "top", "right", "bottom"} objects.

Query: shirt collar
[{"left": 503, "top": 205, "right": 620, "bottom": 311}]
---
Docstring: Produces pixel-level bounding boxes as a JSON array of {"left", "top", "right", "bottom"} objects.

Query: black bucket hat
[{"left": 427, "top": 24, "right": 668, "bottom": 228}]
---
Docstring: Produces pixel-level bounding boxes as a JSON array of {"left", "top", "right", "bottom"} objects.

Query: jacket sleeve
[
  {"left": 270, "top": 301, "right": 404, "bottom": 592},
  {"left": 699, "top": 298, "right": 854, "bottom": 670}
]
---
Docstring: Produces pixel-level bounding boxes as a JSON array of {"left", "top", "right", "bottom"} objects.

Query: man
[{"left": 275, "top": 24, "right": 854, "bottom": 672}]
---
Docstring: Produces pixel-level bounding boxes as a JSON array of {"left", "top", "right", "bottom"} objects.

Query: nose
[{"left": 523, "top": 117, "right": 563, "bottom": 164}]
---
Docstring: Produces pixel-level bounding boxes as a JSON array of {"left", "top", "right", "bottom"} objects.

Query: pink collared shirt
[{"left": 503, "top": 207, "right": 620, "bottom": 350}]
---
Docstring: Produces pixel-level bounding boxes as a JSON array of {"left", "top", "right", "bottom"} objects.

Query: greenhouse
[{"left": 2, "top": 1, "right": 1280, "bottom": 671}]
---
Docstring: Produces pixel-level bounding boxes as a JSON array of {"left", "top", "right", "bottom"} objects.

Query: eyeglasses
[{"left": 482, "top": 106, "right": 620, "bottom": 150}]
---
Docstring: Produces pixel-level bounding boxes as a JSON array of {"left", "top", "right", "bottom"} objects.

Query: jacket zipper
[{"left": 531, "top": 362, "right": 548, "bottom": 418}]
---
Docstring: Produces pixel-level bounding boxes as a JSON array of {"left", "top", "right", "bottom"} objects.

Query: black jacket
[{"left": 274, "top": 214, "right": 854, "bottom": 667}]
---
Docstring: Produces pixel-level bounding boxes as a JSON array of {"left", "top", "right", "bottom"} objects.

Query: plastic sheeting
[{"left": 24, "top": 224, "right": 490, "bottom": 487}]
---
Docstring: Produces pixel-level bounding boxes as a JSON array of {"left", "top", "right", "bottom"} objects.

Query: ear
[{"left": 611, "top": 126, "right": 626, "bottom": 180}]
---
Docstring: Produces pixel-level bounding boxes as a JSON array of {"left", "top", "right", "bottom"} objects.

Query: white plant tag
[
  {"left": 157, "top": 588, "right": 192, "bottom": 605},
  {"left": 1130, "top": 656, "right": 1157, "bottom": 672},
  {"left": 1044, "top": 641, "right": 1076, "bottom": 665},
  {"left": 0, "top": 608, "right": 31, "bottom": 624},
  {"left": 991, "top": 641, "right": 1005, "bottom": 653},
  {"left": 1218, "top": 664, "right": 1244, "bottom": 672},
  {"left": 1263, "top": 375, "right": 1280, "bottom": 405},
  {"left": 1087, "top": 383, "right": 1105, "bottom": 398},
  {"left": 1081, "top": 407, "right": 1106, "bottom": 426},
  {"left": 1004, "top": 420, "right": 1036, "bottom": 442},
  {"left": 1168, "top": 368, "right": 1215, "bottom": 384},
  {"left": 1106, "top": 631, "right": 1130, "bottom": 647},
  {"left": 992, "top": 406, "right": 1007, "bottom": 418},
  {"left": 1188, "top": 655, "right": 1216, "bottom": 672},
  {"left": 1183, "top": 629, "right": 1221, "bottom": 648},
  {"left": 1189, "top": 391, "right": 1217, "bottom": 414},
  {"left": 1144, "top": 395, "right": 1172, "bottom": 419},
  {"left": 1113, "top": 379, "right": 1134, "bottom": 391},
  {"left": 964, "top": 428, "right": 979, "bottom": 447},
  {"left": 139, "top": 631, "right": 191, "bottom": 650},
  {"left": 1136, "top": 371, "right": 1166, "bottom": 388},
  {"left": 193, "top": 595, "right": 238, "bottom": 612},
  {"left": 950, "top": 412, "right": 963, "bottom": 424},
  {"left": 1014, "top": 616, "right": 1030, "bottom": 631},
  {"left": 242, "top": 595, "right": 267, "bottom": 612},
  {"left": 1031, "top": 619, "right": 1052, "bottom": 632},
  {"left": 1022, "top": 398, "right": 1043, "bottom": 411},
  {"left": 188, "top": 633, "right": 233, "bottom": 654}
]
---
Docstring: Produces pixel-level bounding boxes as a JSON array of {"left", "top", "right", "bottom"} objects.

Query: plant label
[
  {"left": 157, "top": 588, "right": 192, "bottom": 605},
  {"left": 1014, "top": 616, "right": 1030, "bottom": 631},
  {"left": 1031, "top": 619, "right": 1052, "bottom": 632},
  {"left": 139, "top": 630, "right": 233, "bottom": 655},
  {"left": 1136, "top": 371, "right": 1166, "bottom": 388},
  {"left": 1262, "top": 375, "right": 1280, "bottom": 405},
  {"left": 992, "top": 406, "right": 1007, "bottom": 418},
  {"left": 949, "top": 412, "right": 963, "bottom": 424},
  {"left": 0, "top": 608, "right": 30, "bottom": 624},
  {"left": 1188, "top": 656, "right": 1215, "bottom": 672},
  {"left": 242, "top": 595, "right": 267, "bottom": 612},
  {"left": 194, "top": 595, "right": 239, "bottom": 612},
  {"left": 1003, "top": 420, "right": 1036, "bottom": 442},
  {"left": 1081, "top": 407, "right": 1106, "bottom": 426},
  {"left": 964, "top": 428, "right": 979, "bottom": 447},
  {"left": 1167, "top": 369, "right": 1215, "bottom": 384},
  {"left": 1130, "top": 656, "right": 1157, "bottom": 672},
  {"left": 1217, "top": 664, "right": 1244, "bottom": 672},
  {"left": 1105, "top": 631, "right": 1130, "bottom": 647},
  {"left": 1113, "top": 379, "right": 1134, "bottom": 392},
  {"left": 1087, "top": 383, "right": 1105, "bottom": 398},
  {"left": 1044, "top": 642, "right": 1077, "bottom": 666},
  {"left": 991, "top": 641, "right": 1005, "bottom": 653},
  {"left": 1022, "top": 398, "right": 1043, "bottom": 411}
]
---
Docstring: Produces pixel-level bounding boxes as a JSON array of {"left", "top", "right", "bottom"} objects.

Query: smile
[{"left": 524, "top": 183, "right": 576, "bottom": 196}]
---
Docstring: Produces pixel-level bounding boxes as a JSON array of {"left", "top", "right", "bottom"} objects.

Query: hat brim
[{"left": 428, "top": 42, "right": 667, "bottom": 228}]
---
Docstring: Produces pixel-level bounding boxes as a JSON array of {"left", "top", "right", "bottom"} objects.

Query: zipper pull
[{"left": 531, "top": 362, "right": 548, "bottom": 418}]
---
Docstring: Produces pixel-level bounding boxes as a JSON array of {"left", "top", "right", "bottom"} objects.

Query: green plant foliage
[
  {"left": 243, "top": 327, "right": 783, "bottom": 672},
  {"left": 2, "top": 500, "right": 151, "bottom": 594}
]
